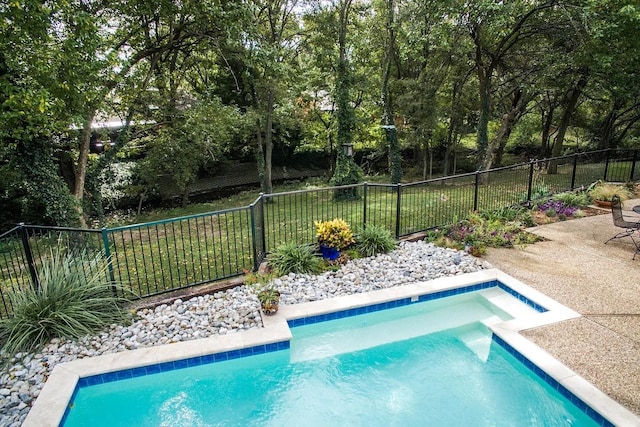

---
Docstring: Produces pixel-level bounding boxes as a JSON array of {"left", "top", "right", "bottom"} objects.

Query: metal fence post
[
  {"left": 570, "top": 154, "right": 578, "bottom": 190},
  {"left": 527, "top": 160, "right": 535, "bottom": 204},
  {"left": 101, "top": 227, "right": 118, "bottom": 296},
  {"left": 18, "top": 224, "right": 40, "bottom": 291},
  {"left": 604, "top": 149, "right": 611, "bottom": 181},
  {"left": 473, "top": 172, "right": 480, "bottom": 211},
  {"left": 259, "top": 193, "right": 266, "bottom": 258},
  {"left": 362, "top": 182, "right": 368, "bottom": 229},
  {"left": 630, "top": 149, "right": 638, "bottom": 182},
  {"left": 395, "top": 184, "right": 402, "bottom": 238},
  {"left": 249, "top": 202, "right": 259, "bottom": 271}
]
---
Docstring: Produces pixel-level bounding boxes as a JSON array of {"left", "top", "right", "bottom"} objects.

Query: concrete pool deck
[
  {"left": 24, "top": 269, "right": 640, "bottom": 426},
  {"left": 483, "top": 200, "right": 640, "bottom": 418}
]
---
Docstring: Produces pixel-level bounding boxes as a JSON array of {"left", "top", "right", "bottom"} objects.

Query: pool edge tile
[{"left": 22, "top": 365, "right": 78, "bottom": 427}]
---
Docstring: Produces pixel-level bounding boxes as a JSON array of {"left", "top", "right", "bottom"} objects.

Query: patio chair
[{"left": 605, "top": 195, "right": 640, "bottom": 259}]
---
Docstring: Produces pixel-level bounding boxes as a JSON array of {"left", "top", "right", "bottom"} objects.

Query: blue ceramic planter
[{"left": 319, "top": 245, "right": 340, "bottom": 260}]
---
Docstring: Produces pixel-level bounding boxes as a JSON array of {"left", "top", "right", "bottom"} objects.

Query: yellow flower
[{"left": 314, "top": 218, "right": 355, "bottom": 250}]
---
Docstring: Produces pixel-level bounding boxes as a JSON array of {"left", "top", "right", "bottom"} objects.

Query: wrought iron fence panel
[
  {"left": 362, "top": 183, "right": 398, "bottom": 234},
  {"left": 0, "top": 225, "right": 105, "bottom": 318},
  {"left": 262, "top": 184, "right": 365, "bottom": 253},
  {"left": 399, "top": 174, "right": 477, "bottom": 236},
  {"left": 0, "top": 227, "right": 28, "bottom": 318},
  {"left": 105, "top": 207, "right": 255, "bottom": 298},
  {"left": 1, "top": 148, "right": 639, "bottom": 318},
  {"left": 604, "top": 149, "right": 636, "bottom": 183}
]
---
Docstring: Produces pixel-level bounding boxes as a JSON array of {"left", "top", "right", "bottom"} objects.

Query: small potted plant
[
  {"left": 587, "top": 181, "right": 633, "bottom": 207},
  {"left": 314, "top": 218, "right": 355, "bottom": 260},
  {"left": 255, "top": 283, "right": 280, "bottom": 315}
]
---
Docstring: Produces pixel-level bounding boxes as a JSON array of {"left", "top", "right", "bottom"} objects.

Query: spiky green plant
[
  {"left": 267, "top": 243, "right": 323, "bottom": 276},
  {"left": 0, "top": 250, "right": 132, "bottom": 359},
  {"left": 551, "top": 191, "right": 591, "bottom": 207},
  {"left": 355, "top": 225, "right": 397, "bottom": 257}
]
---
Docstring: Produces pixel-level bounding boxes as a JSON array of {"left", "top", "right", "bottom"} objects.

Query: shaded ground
[{"left": 483, "top": 201, "right": 640, "bottom": 416}]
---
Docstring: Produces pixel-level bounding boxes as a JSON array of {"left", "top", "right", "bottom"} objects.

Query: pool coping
[{"left": 23, "top": 268, "right": 640, "bottom": 427}]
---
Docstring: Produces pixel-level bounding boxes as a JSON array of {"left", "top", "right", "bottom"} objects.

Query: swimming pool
[{"left": 23, "top": 269, "right": 640, "bottom": 426}]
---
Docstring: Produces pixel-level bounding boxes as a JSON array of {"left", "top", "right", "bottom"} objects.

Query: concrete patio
[{"left": 483, "top": 200, "right": 640, "bottom": 418}]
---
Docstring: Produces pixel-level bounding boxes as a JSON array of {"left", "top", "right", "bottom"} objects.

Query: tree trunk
[
  {"left": 73, "top": 109, "right": 96, "bottom": 228},
  {"left": 381, "top": 0, "right": 401, "bottom": 184},
  {"left": 596, "top": 98, "right": 625, "bottom": 151},
  {"left": 255, "top": 122, "right": 266, "bottom": 192},
  {"left": 540, "top": 99, "right": 556, "bottom": 158},
  {"left": 472, "top": 23, "right": 492, "bottom": 166},
  {"left": 547, "top": 76, "right": 587, "bottom": 174},
  {"left": 264, "top": 88, "right": 274, "bottom": 194},
  {"left": 494, "top": 89, "right": 528, "bottom": 167},
  {"left": 482, "top": 90, "right": 528, "bottom": 172}
]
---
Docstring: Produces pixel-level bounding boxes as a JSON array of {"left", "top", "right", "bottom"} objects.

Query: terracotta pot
[{"left": 594, "top": 199, "right": 613, "bottom": 208}]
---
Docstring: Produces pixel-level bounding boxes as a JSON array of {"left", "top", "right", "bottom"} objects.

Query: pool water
[{"left": 63, "top": 292, "right": 599, "bottom": 427}]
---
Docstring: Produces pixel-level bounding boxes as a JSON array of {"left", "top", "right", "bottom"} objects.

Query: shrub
[
  {"left": 355, "top": 225, "right": 397, "bottom": 257},
  {"left": 267, "top": 242, "right": 323, "bottom": 276},
  {"left": 314, "top": 218, "right": 355, "bottom": 250},
  {"left": 0, "top": 250, "right": 132, "bottom": 359}
]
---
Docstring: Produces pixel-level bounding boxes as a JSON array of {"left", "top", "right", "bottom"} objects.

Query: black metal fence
[{"left": 0, "top": 148, "right": 638, "bottom": 318}]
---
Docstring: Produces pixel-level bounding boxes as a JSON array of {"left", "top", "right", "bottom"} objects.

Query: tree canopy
[{"left": 1, "top": 0, "right": 639, "bottom": 227}]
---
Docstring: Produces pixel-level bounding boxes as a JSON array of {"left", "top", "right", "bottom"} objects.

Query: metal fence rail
[{"left": 1, "top": 148, "right": 638, "bottom": 318}]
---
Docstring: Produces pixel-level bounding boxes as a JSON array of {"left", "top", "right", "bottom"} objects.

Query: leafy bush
[
  {"left": 0, "top": 251, "right": 132, "bottom": 359},
  {"left": 355, "top": 225, "right": 397, "bottom": 257},
  {"left": 314, "top": 218, "right": 355, "bottom": 250},
  {"left": 267, "top": 242, "right": 323, "bottom": 276}
]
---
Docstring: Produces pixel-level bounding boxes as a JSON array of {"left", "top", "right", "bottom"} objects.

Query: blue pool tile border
[
  {"left": 492, "top": 334, "right": 614, "bottom": 427},
  {"left": 287, "top": 280, "right": 547, "bottom": 328},
  {"left": 76, "top": 340, "right": 290, "bottom": 389},
  {"left": 497, "top": 282, "right": 547, "bottom": 313}
]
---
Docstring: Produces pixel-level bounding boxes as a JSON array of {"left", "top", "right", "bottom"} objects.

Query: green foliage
[
  {"left": 426, "top": 206, "right": 543, "bottom": 255},
  {"left": 315, "top": 218, "right": 355, "bottom": 250},
  {"left": 242, "top": 269, "right": 278, "bottom": 287},
  {"left": 12, "top": 140, "right": 80, "bottom": 227},
  {"left": 355, "top": 225, "right": 397, "bottom": 257},
  {"left": 330, "top": 153, "right": 363, "bottom": 200},
  {"left": 0, "top": 250, "right": 131, "bottom": 359},
  {"left": 551, "top": 191, "right": 591, "bottom": 207},
  {"left": 267, "top": 242, "right": 323, "bottom": 276},
  {"left": 587, "top": 181, "right": 634, "bottom": 202}
]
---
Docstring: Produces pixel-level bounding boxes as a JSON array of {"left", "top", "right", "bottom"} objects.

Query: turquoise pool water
[{"left": 63, "top": 292, "right": 600, "bottom": 427}]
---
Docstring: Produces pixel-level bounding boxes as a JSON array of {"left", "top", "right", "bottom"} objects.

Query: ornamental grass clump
[
  {"left": 267, "top": 242, "right": 323, "bottom": 276},
  {"left": 0, "top": 250, "right": 132, "bottom": 360},
  {"left": 587, "top": 181, "right": 634, "bottom": 202},
  {"left": 355, "top": 225, "right": 397, "bottom": 257},
  {"left": 314, "top": 218, "right": 355, "bottom": 250}
]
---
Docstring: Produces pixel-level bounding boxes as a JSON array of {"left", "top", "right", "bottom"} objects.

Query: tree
[
  {"left": 0, "top": 0, "right": 80, "bottom": 226},
  {"left": 379, "top": 0, "right": 402, "bottom": 183},
  {"left": 467, "top": 0, "right": 558, "bottom": 171},
  {"left": 330, "top": 0, "right": 363, "bottom": 199},
  {"left": 242, "top": 0, "right": 304, "bottom": 194}
]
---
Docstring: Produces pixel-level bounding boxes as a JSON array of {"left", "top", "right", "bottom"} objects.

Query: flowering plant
[{"left": 314, "top": 218, "right": 355, "bottom": 250}]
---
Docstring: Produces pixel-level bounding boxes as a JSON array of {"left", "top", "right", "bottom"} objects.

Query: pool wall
[{"left": 23, "top": 269, "right": 640, "bottom": 427}]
